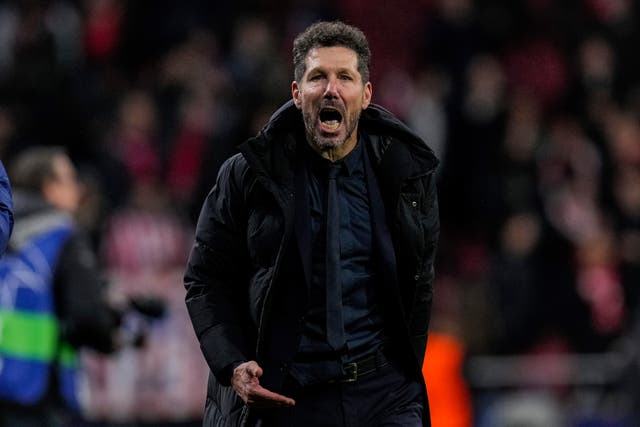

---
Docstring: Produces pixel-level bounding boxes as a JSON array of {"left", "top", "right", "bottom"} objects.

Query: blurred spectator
[
  {"left": 82, "top": 0, "right": 123, "bottom": 65},
  {"left": 0, "top": 0, "right": 83, "bottom": 76},
  {"left": 574, "top": 35, "right": 618, "bottom": 116},
  {"left": 0, "top": 1, "right": 639, "bottom": 424},
  {"left": 613, "top": 166, "right": 640, "bottom": 322},
  {"left": 489, "top": 211, "right": 544, "bottom": 353},
  {"left": 407, "top": 68, "right": 448, "bottom": 163},
  {"left": 158, "top": 30, "right": 232, "bottom": 213},
  {"left": 440, "top": 54, "right": 506, "bottom": 241},
  {"left": 420, "top": 0, "right": 481, "bottom": 104},
  {"left": 491, "top": 91, "right": 543, "bottom": 232},
  {"left": 504, "top": 37, "right": 568, "bottom": 111},
  {"left": 537, "top": 116, "right": 604, "bottom": 245},
  {"left": 575, "top": 228, "right": 625, "bottom": 346},
  {"left": 0, "top": 146, "right": 120, "bottom": 426},
  {"left": 603, "top": 108, "right": 640, "bottom": 170},
  {"left": 113, "top": 89, "right": 161, "bottom": 187},
  {"left": 165, "top": 91, "right": 214, "bottom": 207},
  {"left": 80, "top": 177, "right": 207, "bottom": 425},
  {"left": 228, "top": 16, "right": 289, "bottom": 110},
  {"left": 339, "top": 0, "right": 432, "bottom": 88},
  {"left": 283, "top": 0, "right": 338, "bottom": 47},
  {"left": 0, "top": 0, "right": 84, "bottom": 152}
]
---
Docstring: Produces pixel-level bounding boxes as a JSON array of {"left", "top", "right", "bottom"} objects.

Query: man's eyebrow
[{"left": 307, "top": 66, "right": 356, "bottom": 75}]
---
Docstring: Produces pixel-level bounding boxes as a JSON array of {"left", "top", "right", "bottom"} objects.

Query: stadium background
[{"left": 1, "top": 0, "right": 640, "bottom": 425}]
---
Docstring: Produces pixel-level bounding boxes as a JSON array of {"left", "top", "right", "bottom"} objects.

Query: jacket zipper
[{"left": 253, "top": 185, "right": 294, "bottom": 358}]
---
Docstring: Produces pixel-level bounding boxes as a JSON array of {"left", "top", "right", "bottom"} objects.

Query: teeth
[{"left": 321, "top": 120, "right": 340, "bottom": 130}]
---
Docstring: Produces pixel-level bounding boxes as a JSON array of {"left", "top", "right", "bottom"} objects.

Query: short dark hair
[
  {"left": 293, "top": 21, "right": 371, "bottom": 83},
  {"left": 10, "top": 146, "right": 67, "bottom": 193}
]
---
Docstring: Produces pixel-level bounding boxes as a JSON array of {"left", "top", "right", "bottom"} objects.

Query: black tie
[{"left": 326, "top": 163, "right": 345, "bottom": 351}]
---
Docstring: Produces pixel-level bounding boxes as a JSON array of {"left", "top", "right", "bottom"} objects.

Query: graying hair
[{"left": 293, "top": 21, "right": 371, "bottom": 83}]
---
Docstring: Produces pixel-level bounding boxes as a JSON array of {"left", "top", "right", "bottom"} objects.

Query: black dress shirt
[{"left": 296, "top": 136, "right": 387, "bottom": 364}]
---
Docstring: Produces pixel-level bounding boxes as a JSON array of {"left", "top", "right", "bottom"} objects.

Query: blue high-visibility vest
[{"left": 0, "top": 216, "right": 79, "bottom": 410}]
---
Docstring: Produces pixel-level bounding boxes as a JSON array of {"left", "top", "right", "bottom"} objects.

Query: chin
[{"left": 313, "top": 135, "right": 345, "bottom": 150}]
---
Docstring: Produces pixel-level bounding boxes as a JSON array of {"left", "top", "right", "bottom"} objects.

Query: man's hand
[{"left": 231, "top": 361, "right": 296, "bottom": 408}]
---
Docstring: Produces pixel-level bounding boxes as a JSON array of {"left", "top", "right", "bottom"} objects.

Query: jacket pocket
[{"left": 204, "top": 375, "right": 246, "bottom": 427}]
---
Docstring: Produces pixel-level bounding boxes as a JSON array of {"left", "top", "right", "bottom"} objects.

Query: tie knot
[{"left": 327, "top": 163, "right": 342, "bottom": 180}]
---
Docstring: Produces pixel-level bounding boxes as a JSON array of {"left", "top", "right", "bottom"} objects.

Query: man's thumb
[{"left": 248, "top": 362, "right": 263, "bottom": 378}]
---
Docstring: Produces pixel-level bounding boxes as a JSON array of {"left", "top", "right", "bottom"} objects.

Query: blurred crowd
[{"left": 1, "top": 0, "right": 640, "bottom": 425}]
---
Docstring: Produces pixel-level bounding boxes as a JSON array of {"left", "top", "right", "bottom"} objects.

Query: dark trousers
[{"left": 254, "top": 357, "right": 425, "bottom": 427}]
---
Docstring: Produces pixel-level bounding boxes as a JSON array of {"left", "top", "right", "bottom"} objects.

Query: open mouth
[{"left": 319, "top": 108, "right": 343, "bottom": 131}]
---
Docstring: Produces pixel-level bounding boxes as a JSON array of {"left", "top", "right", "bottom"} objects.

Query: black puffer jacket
[{"left": 184, "top": 100, "right": 439, "bottom": 427}]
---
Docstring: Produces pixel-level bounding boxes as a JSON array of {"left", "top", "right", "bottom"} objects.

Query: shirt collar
[
  {"left": 340, "top": 135, "right": 363, "bottom": 177},
  {"left": 302, "top": 134, "right": 364, "bottom": 177}
]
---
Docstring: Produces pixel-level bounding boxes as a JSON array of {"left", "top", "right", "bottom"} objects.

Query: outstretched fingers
[{"left": 232, "top": 360, "right": 296, "bottom": 408}]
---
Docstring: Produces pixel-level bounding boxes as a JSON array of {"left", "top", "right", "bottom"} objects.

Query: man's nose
[{"left": 323, "top": 77, "right": 339, "bottom": 98}]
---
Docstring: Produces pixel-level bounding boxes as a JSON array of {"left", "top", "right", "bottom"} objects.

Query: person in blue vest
[
  {"left": 0, "top": 160, "right": 13, "bottom": 256},
  {"left": 0, "top": 147, "right": 121, "bottom": 427}
]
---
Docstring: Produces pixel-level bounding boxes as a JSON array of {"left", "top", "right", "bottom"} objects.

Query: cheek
[
  {"left": 295, "top": 90, "right": 305, "bottom": 108},
  {"left": 302, "top": 99, "right": 317, "bottom": 115},
  {"left": 67, "top": 190, "right": 80, "bottom": 208}
]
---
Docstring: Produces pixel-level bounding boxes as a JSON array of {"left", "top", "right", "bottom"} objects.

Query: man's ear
[
  {"left": 292, "top": 81, "right": 302, "bottom": 109},
  {"left": 362, "top": 81, "right": 372, "bottom": 110}
]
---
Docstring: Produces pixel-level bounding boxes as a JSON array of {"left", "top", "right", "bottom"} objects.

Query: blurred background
[{"left": 1, "top": 0, "right": 639, "bottom": 425}]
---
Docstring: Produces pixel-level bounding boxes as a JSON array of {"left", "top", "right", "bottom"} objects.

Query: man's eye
[
  {"left": 309, "top": 75, "right": 323, "bottom": 81},
  {"left": 339, "top": 74, "right": 353, "bottom": 80}
]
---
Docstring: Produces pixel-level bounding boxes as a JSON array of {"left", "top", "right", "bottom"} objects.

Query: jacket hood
[
  {"left": 8, "top": 190, "right": 73, "bottom": 250},
  {"left": 259, "top": 100, "right": 439, "bottom": 171},
  {"left": 12, "top": 190, "right": 51, "bottom": 219}
]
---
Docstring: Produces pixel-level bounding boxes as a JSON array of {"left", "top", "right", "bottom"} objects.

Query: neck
[{"left": 308, "top": 131, "right": 359, "bottom": 163}]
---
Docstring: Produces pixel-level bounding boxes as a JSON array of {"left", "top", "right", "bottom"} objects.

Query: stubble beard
[{"left": 303, "top": 109, "right": 361, "bottom": 154}]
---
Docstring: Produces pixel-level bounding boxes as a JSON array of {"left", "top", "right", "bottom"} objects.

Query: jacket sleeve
[
  {"left": 416, "top": 171, "right": 440, "bottom": 335},
  {"left": 406, "top": 170, "right": 440, "bottom": 360},
  {"left": 184, "top": 154, "right": 253, "bottom": 386},
  {"left": 0, "top": 160, "right": 14, "bottom": 256},
  {"left": 54, "top": 232, "right": 120, "bottom": 354}
]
